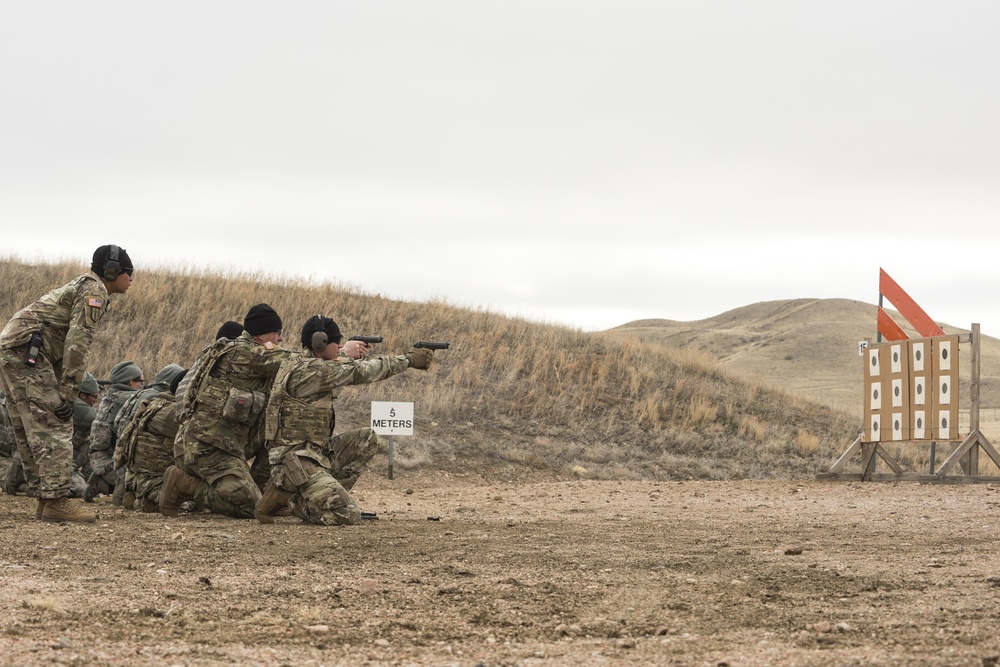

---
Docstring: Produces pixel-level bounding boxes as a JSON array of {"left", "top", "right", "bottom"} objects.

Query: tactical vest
[
  {"left": 180, "top": 337, "right": 233, "bottom": 416},
  {"left": 264, "top": 356, "right": 336, "bottom": 449},
  {"left": 183, "top": 337, "right": 267, "bottom": 425},
  {"left": 115, "top": 386, "right": 160, "bottom": 439},
  {"left": 92, "top": 385, "right": 136, "bottom": 453},
  {"left": 117, "top": 394, "right": 177, "bottom": 474}
]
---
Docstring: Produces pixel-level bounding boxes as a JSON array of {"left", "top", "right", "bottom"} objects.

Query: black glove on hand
[
  {"left": 406, "top": 348, "right": 434, "bottom": 370},
  {"left": 54, "top": 399, "right": 74, "bottom": 422}
]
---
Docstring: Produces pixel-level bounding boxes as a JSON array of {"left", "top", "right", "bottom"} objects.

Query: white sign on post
[
  {"left": 370, "top": 401, "right": 414, "bottom": 480},
  {"left": 371, "top": 401, "right": 414, "bottom": 436}
]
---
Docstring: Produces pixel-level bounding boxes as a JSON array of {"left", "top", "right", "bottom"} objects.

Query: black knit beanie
[
  {"left": 215, "top": 321, "right": 245, "bottom": 340},
  {"left": 243, "top": 304, "right": 283, "bottom": 336}
]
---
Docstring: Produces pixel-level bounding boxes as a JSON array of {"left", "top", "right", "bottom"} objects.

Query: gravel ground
[{"left": 4, "top": 474, "right": 1000, "bottom": 666}]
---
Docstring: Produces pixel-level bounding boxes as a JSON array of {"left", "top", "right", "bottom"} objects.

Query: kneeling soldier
[{"left": 255, "top": 315, "right": 433, "bottom": 525}]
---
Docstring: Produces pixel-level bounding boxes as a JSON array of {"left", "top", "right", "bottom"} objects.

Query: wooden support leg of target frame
[
  {"left": 828, "top": 434, "right": 863, "bottom": 474},
  {"left": 861, "top": 443, "right": 877, "bottom": 481},
  {"left": 874, "top": 444, "right": 904, "bottom": 474},
  {"left": 935, "top": 431, "right": 1000, "bottom": 478},
  {"left": 859, "top": 442, "right": 904, "bottom": 481}
]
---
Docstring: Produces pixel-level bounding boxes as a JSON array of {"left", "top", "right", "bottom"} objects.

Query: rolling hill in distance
[{"left": 610, "top": 298, "right": 1000, "bottom": 421}]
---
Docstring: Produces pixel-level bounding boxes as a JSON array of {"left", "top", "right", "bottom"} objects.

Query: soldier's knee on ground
[
  {"left": 297, "top": 474, "right": 361, "bottom": 526},
  {"left": 210, "top": 474, "right": 261, "bottom": 519}
]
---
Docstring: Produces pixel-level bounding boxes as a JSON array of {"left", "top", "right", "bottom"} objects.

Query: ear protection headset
[
  {"left": 310, "top": 315, "right": 329, "bottom": 351},
  {"left": 311, "top": 331, "right": 329, "bottom": 351},
  {"left": 103, "top": 245, "right": 122, "bottom": 281}
]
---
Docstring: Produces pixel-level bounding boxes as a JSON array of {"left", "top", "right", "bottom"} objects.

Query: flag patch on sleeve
[{"left": 87, "top": 297, "right": 104, "bottom": 308}]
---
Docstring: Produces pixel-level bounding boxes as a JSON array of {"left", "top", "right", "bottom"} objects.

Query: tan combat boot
[
  {"left": 159, "top": 465, "right": 202, "bottom": 517},
  {"left": 255, "top": 480, "right": 293, "bottom": 524},
  {"left": 122, "top": 491, "right": 136, "bottom": 510},
  {"left": 41, "top": 497, "right": 97, "bottom": 523},
  {"left": 35, "top": 498, "right": 45, "bottom": 520}
]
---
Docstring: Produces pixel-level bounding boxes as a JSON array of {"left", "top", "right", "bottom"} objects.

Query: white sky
[{"left": 2, "top": 2, "right": 998, "bottom": 335}]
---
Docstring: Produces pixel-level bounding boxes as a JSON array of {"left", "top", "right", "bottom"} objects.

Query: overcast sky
[{"left": 2, "top": 2, "right": 998, "bottom": 337}]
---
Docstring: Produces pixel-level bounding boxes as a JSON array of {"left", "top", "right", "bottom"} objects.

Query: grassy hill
[
  {"left": 0, "top": 259, "right": 862, "bottom": 482},
  {"left": 610, "top": 297, "right": 1000, "bottom": 430}
]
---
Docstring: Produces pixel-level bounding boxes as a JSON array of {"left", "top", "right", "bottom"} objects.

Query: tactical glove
[
  {"left": 58, "top": 382, "right": 78, "bottom": 404},
  {"left": 54, "top": 399, "right": 74, "bottom": 422},
  {"left": 406, "top": 348, "right": 434, "bottom": 370}
]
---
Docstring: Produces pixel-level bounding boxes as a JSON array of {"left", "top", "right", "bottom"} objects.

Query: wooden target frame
[
  {"left": 821, "top": 324, "right": 1000, "bottom": 482},
  {"left": 819, "top": 270, "right": 998, "bottom": 482}
]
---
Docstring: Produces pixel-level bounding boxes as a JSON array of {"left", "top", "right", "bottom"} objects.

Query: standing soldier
[
  {"left": 255, "top": 315, "right": 434, "bottom": 525},
  {"left": 0, "top": 244, "right": 134, "bottom": 522},
  {"left": 86, "top": 361, "right": 144, "bottom": 502}
]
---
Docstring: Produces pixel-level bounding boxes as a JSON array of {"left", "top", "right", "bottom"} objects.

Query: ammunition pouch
[{"left": 221, "top": 387, "right": 266, "bottom": 425}]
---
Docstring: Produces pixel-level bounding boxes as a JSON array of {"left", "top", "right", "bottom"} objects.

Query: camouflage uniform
[
  {"left": 265, "top": 350, "right": 411, "bottom": 525},
  {"left": 0, "top": 392, "right": 21, "bottom": 493},
  {"left": 88, "top": 383, "right": 138, "bottom": 495},
  {"left": 111, "top": 364, "right": 184, "bottom": 503},
  {"left": 175, "top": 332, "right": 292, "bottom": 518},
  {"left": 0, "top": 271, "right": 109, "bottom": 499},
  {"left": 69, "top": 395, "right": 97, "bottom": 497},
  {"left": 118, "top": 389, "right": 183, "bottom": 511}
]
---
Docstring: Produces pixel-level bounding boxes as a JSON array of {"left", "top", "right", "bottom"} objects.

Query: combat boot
[
  {"left": 255, "top": 480, "right": 293, "bottom": 524},
  {"left": 41, "top": 497, "right": 97, "bottom": 523},
  {"left": 122, "top": 491, "right": 136, "bottom": 510},
  {"left": 159, "top": 465, "right": 202, "bottom": 516},
  {"left": 35, "top": 498, "right": 45, "bottom": 520}
]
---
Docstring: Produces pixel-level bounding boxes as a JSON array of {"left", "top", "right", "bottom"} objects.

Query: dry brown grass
[{"left": 0, "top": 258, "right": 862, "bottom": 481}]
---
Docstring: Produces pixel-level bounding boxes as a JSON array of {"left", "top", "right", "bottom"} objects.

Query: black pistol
[
  {"left": 349, "top": 336, "right": 384, "bottom": 345},
  {"left": 413, "top": 341, "right": 450, "bottom": 350}
]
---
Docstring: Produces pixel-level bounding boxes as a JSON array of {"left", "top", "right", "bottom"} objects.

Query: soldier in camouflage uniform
[
  {"left": 160, "top": 304, "right": 294, "bottom": 519},
  {"left": 0, "top": 244, "right": 134, "bottom": 522},
  {"left": 168, "top": 322, "right": 244, "bottom": 432},
  {"left": 162, "top": 305, "right": 369, "bottom": 519},
  {"left": 86, "top": 361, "right": 144, "bottom": 502},
  {"left": 114, "top": 364, "right": 185, "bottom": 441},
  {"left": 0, "top": 391, "right": 19, "bottom": 492},
  {"left": 116, "top": 367, "right": 187, "bottom": 512},
  {"left": 255, "top": 315, "right": 433, "bottom": 526},
  {"left": 109, "top": 363, "right": 184, "bottom": 507},
  {"left": 69, "top": 372, "right": 101, "bottom": 498},
  {"left": 7, "top": 373, "right": 101, "bottom": 498}
]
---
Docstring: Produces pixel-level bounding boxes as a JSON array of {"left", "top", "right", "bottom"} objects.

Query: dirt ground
[{"left": 4, "top": 473, "right": 1000, "bottom": 667}]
